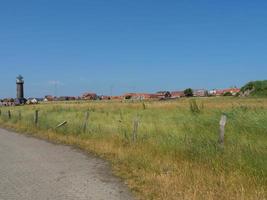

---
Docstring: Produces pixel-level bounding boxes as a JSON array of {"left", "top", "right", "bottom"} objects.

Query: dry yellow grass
[{"left": 0, "top": 97, "right": 266, "bottom": 199}]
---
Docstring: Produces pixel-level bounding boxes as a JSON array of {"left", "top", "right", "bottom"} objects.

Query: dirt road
[{"left": 0, "top": 128, "right": 134, "bottom": 200}]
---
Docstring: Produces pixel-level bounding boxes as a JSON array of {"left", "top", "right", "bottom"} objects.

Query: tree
[
  {"left": 223, "top": 92, "right": 232, "bottom": 96},
  {"left": 184, "top": 88, "right": 193, "bottom": 97},
  {"left": 164, "top": 91, "right": 171, "bottom": 98}
]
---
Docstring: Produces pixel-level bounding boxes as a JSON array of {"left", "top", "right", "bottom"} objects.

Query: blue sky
[{"left": 0, "top": 0, "right": 267, "bottom": 98}]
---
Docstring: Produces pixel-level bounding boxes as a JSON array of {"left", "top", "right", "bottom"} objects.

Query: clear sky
[{"left": 0, "top": 0, "right": 267, "bottom": 98}]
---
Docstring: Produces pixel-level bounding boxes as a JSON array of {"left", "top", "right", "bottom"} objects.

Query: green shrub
[
  {"left": 223, "top": 92, "right": 232, "bottom": 96},
  {"left": 184, "top": 88, "right": 193, "bottom": 97},
  {"left": 241, "top": 80, "right": 267, "bottom": 96}
]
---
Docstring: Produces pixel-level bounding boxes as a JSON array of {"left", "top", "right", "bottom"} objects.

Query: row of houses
[
  {"left": 209, "top": 88, "right": 240, "bottom": 96},
  {"left": 44, "top": 88, "right": 240, "bottom": 102},
  {"left": 119, "top": 88, "right": 240, "bottom": 100},
  {"left": 0, "top": 98, "right": 21, "bottom": 106},
  {"left": 79, "top": 88, "right": 240, "bottom": 101},
  {"left": 0, "top": 88, "right": 241, "bottom": 106}
]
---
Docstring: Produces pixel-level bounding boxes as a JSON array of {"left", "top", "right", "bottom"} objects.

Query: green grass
[{"left": 0, "top": 97, "right": 266, "bottom": 199}]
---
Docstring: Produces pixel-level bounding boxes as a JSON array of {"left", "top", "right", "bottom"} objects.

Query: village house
[
  {"left": 123, "top": 91, "right": 178, "bottom": 101},
  {"left": 56, "top": 96, "right": 68, "bottom": 101},
  {"left": 26, "top": 98, "right": 39, "bottom": 104},
  {"left": 222, "top": 88, "right": 240, "bottom": 95},
  {"left": 123, "top": 93, "right": 160, "bottom": 100},
  {"left": 208, "top": 89, "right": 217, "bottom": 96},
  {"left": 170, "top": 91, "right": 185, "bottom": 98},
  {"left": 44, "top": 95, "right": 54, "bottom": 101},
  {"left": 110, "top": 96, "right": 123, "bottom": 100},
  {"left": 193, "top": 89, "right": 208, "bottom": 97},
  {"left": 156, "top": 91, "right": 172, "bottom": 99},
  {"left": 55, "top": 96, "right": 77, "bottom": 101},
  {"left": 82, "top": 92, "right": 97, "bottom": 100},
  {"left": 100, "top": 95, "right": 111, "bottom": 100},
  {"left": 0, "top": 98, "right": 16, "bottom": 106},
  {"left": 214, "top": 89, "right": 225, "bottom": 96},
  {"left": 124, "top": 93, "right": 150, "bottom": 100}
]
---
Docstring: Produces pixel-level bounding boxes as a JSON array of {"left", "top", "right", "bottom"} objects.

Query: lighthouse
[{"left": 16, "top": 75, "right": 26, "bottom": 104}]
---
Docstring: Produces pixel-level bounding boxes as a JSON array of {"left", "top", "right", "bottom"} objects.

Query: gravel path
[{"left": 0, "top": 128, "right": 134, "bottom": 200}]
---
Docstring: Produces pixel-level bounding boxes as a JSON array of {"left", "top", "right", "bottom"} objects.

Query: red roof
[
  {"left": 215, "top": 88, "right": 240, "bottom": 95},
  {"left": 223, "top": 88, "right": 240, "bottom": 93}
]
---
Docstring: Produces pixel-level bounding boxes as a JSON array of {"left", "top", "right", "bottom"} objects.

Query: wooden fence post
[
  {"left": 18, "top": 111, "right": 22, "bottom": 121},
  {"left": 132, "top": 118, "right": 139, "bottom": 142},
  {"left": 83, "top": 111, "right": 90, "bottom": 132},
  {"left": 8, "top": 110, "right": 11, "bottom": 119},
  {"left": 219, "top": 114, "right": 227, "bottom": 146},
  {"left": 34, "top": 110, "right": 39, "bottom": 125}
]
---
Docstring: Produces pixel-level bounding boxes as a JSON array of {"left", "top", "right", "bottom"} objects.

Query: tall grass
[{"left": 0, "top": 97, "right": 266, "bottom": 199}]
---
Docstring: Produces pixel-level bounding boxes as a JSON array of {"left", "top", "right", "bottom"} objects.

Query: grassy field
[{"left": 0, "top": 97, "right": 266, "bottom": 199}]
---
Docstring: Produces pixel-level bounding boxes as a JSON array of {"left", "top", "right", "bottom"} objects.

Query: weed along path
[{"left": 0, "top": 128, "right": 134, "bottom": 200}]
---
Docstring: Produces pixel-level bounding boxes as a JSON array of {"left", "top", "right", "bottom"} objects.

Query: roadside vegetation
[
  {"left": 0, "top": 97, "right": 266, "bottom": 199},
  {"left": 240, "top": 80, "right": 267, "bottom": 97}
]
